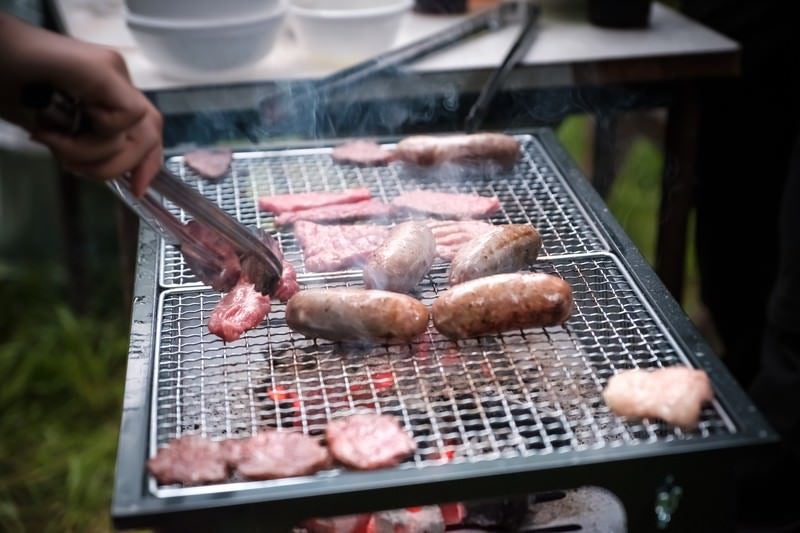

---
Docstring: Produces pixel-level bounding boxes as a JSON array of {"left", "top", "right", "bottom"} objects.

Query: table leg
[
  {"left": 592, "top": 111, "right": 618, "bottom": 199},
  {"left": 656, "top": 85, "right": 699, "bottom": 303}
]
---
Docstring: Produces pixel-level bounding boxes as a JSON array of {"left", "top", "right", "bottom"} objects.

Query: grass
[{"left": 0, "top": 116, "right": 695, "bottom": 532}]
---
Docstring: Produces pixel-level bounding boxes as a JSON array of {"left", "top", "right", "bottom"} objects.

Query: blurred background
[{"left": 0, "top": 1, "right": 710, "bottom": 532}]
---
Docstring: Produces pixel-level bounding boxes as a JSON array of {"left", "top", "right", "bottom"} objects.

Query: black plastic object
[
  {"left": 588, "top": 0, "right": 652, "bottom": 29},
  {"left": 415, "top": 0, "right": 467, "bottom": 14}
]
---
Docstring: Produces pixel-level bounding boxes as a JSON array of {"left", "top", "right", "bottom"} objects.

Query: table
[{"left": 48, "top": 0, "right": 740, "bottom": 303}]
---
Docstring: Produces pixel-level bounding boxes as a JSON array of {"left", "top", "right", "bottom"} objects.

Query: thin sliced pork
[
  {"left": 275, "top": 199, "right": 394, "bottom": 227},
  {"left": 602, "top": 367, "right": 713, "bottom": 429},
  {"left": 331, "top": 140, "right": 395, "bottom": 166},
  {"left": 392, "top": 190, "right": 500, "bottom": 219},
  {"left": 208, "top": 278, "right": 271, "bottom": 342},
  {"left": 227, "top": 430, "right": 331, "bottom": 480},
  {"left": 293, "top": 221, "right": 390, "bottom": 272},
  {"left": 325, "top": 413, "right": 416, "bottom": 470},
  {"left": 258, "top": 188, "right": 371, "bottom": 214},
  {"left": 147, "top": 435, "right": 227, "bottom": 485},
  {"left": 425, "top": 219, "right": 496, "bottom": 261},
  {"left": 183, "top": 148, "right": 233, "bottom": 179}
]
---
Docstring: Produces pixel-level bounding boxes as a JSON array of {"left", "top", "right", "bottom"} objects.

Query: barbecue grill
[{"left": 112, "top": 130, "right": 776, "bottom": 532}]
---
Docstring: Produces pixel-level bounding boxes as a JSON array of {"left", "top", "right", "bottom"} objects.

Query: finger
[
  {"left": 83, "top": 95, "right": 149, "bottom": 136},
  {"left": 67, "top": 118, "right": 161, "bottom": 182},
  {"left": 130, "top": 143, "right": 163, "bottom": 197},
  {"left": 31, "top": 128, "right": 128, "bottom": 165}
]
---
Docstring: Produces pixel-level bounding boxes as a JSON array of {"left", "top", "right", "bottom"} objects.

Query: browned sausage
[
  {"left": 448, "top": 224, "right": 542, "bottom": 285},
  {"left": 286, "top": 288, "right": 429, "bottom": 342},
  {"left": 432, "top": 273, "right": 573, "bottom": 339},
  {"left": 393, "top": 133, "right": 520, "bottom": 168},
  {"left": 363, "top": 221, "right": 436, "bottom": 293}
]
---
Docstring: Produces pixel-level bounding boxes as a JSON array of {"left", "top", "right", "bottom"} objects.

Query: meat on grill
[
  {"left": 363, "top": 221, "right": 436, "bottom": 293},
  {"left": 286, "top": 288, "right": 430, "bottom": 342},
  {"left": 227, "top": 430, "right": 331, "bottom": 480},
  {"left": 392, "top": 190, "right": 500, "bottom": 220},
  {"left": 293, "top": 221, "right": 390, "bottom": 272},
  {"left": 147, "top": 435, "right": 228, "bottom": 485},
  {"left": 602, "top": 367, "right": 714, "bottom": 429},
  {"left": 432, "top": 273, "right": 573, "bottom": 339},
  {"left": 325, "top": 413, "right": 417, "bottom": 470},
  {"left": 258, "top": 188, "right": 372, "bottom": 214},
  {"left": 393, "top": 133, "right": 520, "bottom": 168},
  {"left": 425, "top": 219, "right": 496, "bottom": 261},
  {"left": 208, "top": 277, "right": 271, "bottom": 342},
  {"left": 180, "top": 220, "right": 242, "bottom": 292},
  {"left": 331, "top": 139, "right": 395, "bottom": 166},
  {"left": 275, "top": 199, "right": 394, "bottom": 227},
  {"left": 273, "top": 260, "right": 300, "bottom": 302},
  {"left": 448, "top": 224, "right": 542, "bottom": 285},
  {"left": 183, "top": 148, "right": 233, "bottom": 179}
]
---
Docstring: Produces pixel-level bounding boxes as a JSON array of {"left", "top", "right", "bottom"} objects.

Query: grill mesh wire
[
  {"left": 150, "top": 134, "right": 736, "bottom": 493},
  {"left": 159, "top": 135, "right": 607, "bottom": 287},
  {"left": 153, "top": 255, "right": 735, "bottom": 492}
]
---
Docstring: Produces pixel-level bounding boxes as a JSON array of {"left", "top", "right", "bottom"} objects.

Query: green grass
[{"left": 0, "top": 267, "right": 130, "bottom": 533}]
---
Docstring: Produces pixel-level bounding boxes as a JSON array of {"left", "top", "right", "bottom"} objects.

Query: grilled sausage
[
  {"left": 363, "top": 221, "right": 436, "bottom": 293},
  {"left": 286, "top": 288, "right": 429, "bottom": 342},
  {"left": 393, "top": 133, "right": 520, "bottom": 168},
  {"left": 448, "top": 224, "right": 542, "bottom": 285},
  {"left": 432, "top": 273, "right": 573, "bottom": 339}
]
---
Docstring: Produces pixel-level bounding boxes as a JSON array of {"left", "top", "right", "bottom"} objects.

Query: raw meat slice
[
  {"left": 208, "top": 278, "right": 271, "bottom": 342},
  {"left": 293, "top": 221, "right": 390, "bottom": 272},
  {"left": 325, "top": 413, "right": 416, "bottom": 470},
  {"left": 331, "top": 140, "right": 395, "bottom": 166},
  {"left": 258, "top": 188, "right": 372, "bottom": 214},
  {"left": 183, "top": 148, "right": 233, "bottom": 179},
  {"left": 391, "top": 191, "right": 501, "bottom": 219},
  {"left": 147, "top": 435, "right": 227, "bottom": 485},
  {"left": 228, "top": 430, "right": 331, "bottom": 480},
  {"left": 425, "top": 219, "right": 495, "bottom": 261},
  {"left": 273, "top": 261, "right": 300, "bottom": 302},
  {"left": 276, "top": 199, "right": 394, "bottom": 227},
  {"left": 602, "top": 367, "right": 714, "bottom": 429}
]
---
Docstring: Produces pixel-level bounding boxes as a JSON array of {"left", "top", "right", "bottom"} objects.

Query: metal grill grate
[
  {"left": 159, "top": 135, "right": 607, "bottom": 288},
  {"left": 151, "top": 253, "right": 736, "bottom": 496}
]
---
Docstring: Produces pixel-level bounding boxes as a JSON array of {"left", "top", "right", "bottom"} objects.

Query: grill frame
[{"left": 112, "top": 128, "right": 777, "bottom": 532}]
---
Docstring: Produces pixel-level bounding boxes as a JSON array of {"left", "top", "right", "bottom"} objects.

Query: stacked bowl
[{"left": 125, "top": 0, "right": 286, "bottom": 79}]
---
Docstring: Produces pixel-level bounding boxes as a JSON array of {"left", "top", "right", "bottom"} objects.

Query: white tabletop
[{"left": 53, "top": 0, "right": 738, "bottom": 93}]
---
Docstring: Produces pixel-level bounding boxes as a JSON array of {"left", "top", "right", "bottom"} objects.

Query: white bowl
[
  {"left": 126, "top": 6, "right": 286, "bottom": 80},
  {"left": 125, "top": 0, "right": 281, "bottom": 22},
  {"left": 288, "top": 0, "right": 413, "bottom": 66}
]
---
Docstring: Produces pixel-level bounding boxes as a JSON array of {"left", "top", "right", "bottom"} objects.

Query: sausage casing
[
  {"left": 432, "top": 273, "right": 573, "bottom": 339},
  {"left": 286, "top": 288, "right": 429, "bottom": 342},
  {"left": 363, "top": 221, "right": 436, "bottom": 293},
  {"left": 448, "top": 224, "right": 542, "bottom": 285},
  {"left": 394, "top": 133, "right": 520, "bottom": 168}
]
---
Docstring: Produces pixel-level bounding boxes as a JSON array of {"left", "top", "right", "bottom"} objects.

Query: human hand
[{"left": 0, "top": 13, "right": 163, "bottom": 196}]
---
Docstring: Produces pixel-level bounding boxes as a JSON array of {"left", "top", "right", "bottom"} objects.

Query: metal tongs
[
  {"left": 256, "top": 0, "right": 540, "bottom": 135},
  {"left": 21, "top": 85, "right": 283, "bottom": 295}
]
